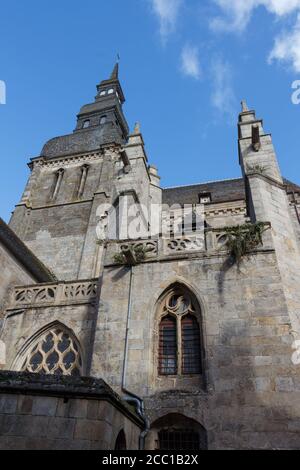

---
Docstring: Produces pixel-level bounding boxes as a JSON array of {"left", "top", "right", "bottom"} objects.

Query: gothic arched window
[
  {"left": 157, "top": 286, "right": 203, "bottom": 377},
  {"left": 21, "top": 326, "right": 82, "bottom": 376}
]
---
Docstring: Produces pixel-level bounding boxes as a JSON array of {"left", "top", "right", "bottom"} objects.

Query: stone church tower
[{"left": 0, "top": 66, "right": 300, "bottom": 450}]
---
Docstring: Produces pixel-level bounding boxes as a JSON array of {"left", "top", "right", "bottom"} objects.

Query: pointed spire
[
  {"left": 133, "top": 122, "right": 141, "bottom": 134},
  {"left": 241, "top": 100, "right": 249, "bottom": 112},
  {"left": 110, "top": 62, "right": 119, "bottom": 80}
]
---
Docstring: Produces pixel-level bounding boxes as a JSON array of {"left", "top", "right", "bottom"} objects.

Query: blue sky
[{"left": 0, "top": 0, "right": 300, "bottom": 221}]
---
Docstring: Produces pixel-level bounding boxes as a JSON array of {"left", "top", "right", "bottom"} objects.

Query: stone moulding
[
  {"left": 8, "top": 280, "right": 98, "bottom": 309},
  {"left": 29, "top": 152, "right": 103, "bottom": 171}
]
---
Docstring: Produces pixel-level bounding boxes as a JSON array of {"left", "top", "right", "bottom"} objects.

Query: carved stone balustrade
[
  {"left": 105, "top": 223, "right": 272, "bottom": 266},
  {"left": 9, "top": 280, "right": 98, "bottom": 309}
]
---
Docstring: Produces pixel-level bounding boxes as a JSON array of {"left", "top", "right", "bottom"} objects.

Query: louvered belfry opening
[
  {"left": 157, "top": 285, "right": 203, "bottom": 377},
  {"left": 159, "top": 315, "right": 177, "bottom": 375},
  {"left": 182, "top": 314, "right": 202, "bottom": 375}
]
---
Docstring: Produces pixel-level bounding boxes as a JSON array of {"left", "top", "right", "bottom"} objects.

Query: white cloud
[
  {"left": 211, "top": 58, "right": 236, "bottom": 120},
  {"left": 211, "top": 0, "right": 300, "bottom": 72},
  {"left": 269, "top": 13, "right": 300, "bottom": 71},
  {"left": 211, "top": 0, "right": 300, "bottom": 32},
  {"left": 180, "top": 45, "right": 201, "bottom": 79},
  {"left": 150, "top": 0, "right": 183, "bottom": 40}
]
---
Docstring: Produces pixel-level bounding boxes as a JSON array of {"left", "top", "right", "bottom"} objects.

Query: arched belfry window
[
  {"left": 20, "top": 325, "right": 83, "bottom": 376},
  {"left": 51, "top": 168, "right": 64, "bottom": 200},
  {"left": 158, "top": 285, "right": 203, "bottom": 377}
]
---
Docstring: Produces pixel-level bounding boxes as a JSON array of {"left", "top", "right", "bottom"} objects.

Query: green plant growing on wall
[
  {"left": 113, "top": 245, "right": 149, "bottom": 266},
  {"left": 224, "top": 222, "right": 268, "bottom": 264}
]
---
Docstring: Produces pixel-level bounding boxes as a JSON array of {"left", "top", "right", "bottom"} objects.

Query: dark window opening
[
  {"left": 199, "top": 192, "right": 211, "bottom": 204},
  {"left": 158, "top": 315, "right": 177, "bottom": 375},
  {"left": 158, "top": 429, "right": 200, "bottom": 451},
  {"left": 115, "top": 430, "right": 127, "bottom": 450},
  {"left": 182, "top": 315, "right": 202, "bottom": 375}
]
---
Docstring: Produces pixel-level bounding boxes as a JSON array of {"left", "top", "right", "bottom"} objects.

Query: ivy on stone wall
[{"left": 224, "top": 222, "right": 268, "bottom": 264}]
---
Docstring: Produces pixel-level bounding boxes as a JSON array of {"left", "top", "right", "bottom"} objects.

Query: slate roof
[
  {"left": 162, "top": 178, "right": 246, "bottom": 205},
  {"left": 162, "top": 177, "right": 300, "bottom": 206},
  {"left": 40, "top": 125, "right": 125, "bottom": 159}
]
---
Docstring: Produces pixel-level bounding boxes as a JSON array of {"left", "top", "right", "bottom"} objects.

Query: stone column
[{"left": 238, "top": 103, "right": 300, "bottom": 336}]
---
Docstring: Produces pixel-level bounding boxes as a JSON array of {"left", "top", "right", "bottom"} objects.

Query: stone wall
[
  {"left": 90, "top": 248, "right": 300, "bottom": 449},
  {"left": 0, "top": 243, "right": 35, "bottom": 316},
  {"left": 0, "top": 372, "right": 142, "bottom": 450},
  {"left": 1, "top": 280, "right": 99, "bottom": 374},
  {"left": 9, "top": 135, "right": 155, "bottom": 281}
]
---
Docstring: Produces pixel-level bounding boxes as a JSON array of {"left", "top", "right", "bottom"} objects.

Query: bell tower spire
[
  {"left": 73, "top": 63, "right": 129, "bottom": 145},
  {"left": 95, "top": 62, "right": 125, "bottom": 104},
  {"left": 110, "top": 62, "right": 119, "bottom": 80}
]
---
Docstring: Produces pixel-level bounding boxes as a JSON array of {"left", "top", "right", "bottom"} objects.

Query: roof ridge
[{"left": 163, "top": 177, "right": 243, "bottom": 190}]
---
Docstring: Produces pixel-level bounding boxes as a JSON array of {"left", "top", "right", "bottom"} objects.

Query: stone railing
[
  {"left": 107, "top": 223, "right": 272, "bottom": 264},
  {"left": 9, "top": 280, "right": 98, "bottom": 309},
  {"left": 119, "top": 240, "right": 158, "bottom": 256},
  {"left": 163, "top": 235, "right": 206, "bottom": 254}
]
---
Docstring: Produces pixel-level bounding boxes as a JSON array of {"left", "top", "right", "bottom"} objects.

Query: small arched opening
[
  {"left": 146, "top": 413, "right": 207, "bottom": 451},
  {"left": 115, "top": 430, "right": 127, "bottom": 450}
]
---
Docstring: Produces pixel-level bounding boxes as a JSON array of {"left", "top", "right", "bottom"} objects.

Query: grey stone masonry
[
  {"left": 2, "top": 67, "right": 300, "bottom": 449},
  {"left": 238, "top": 106, "right": 300, "bottom": 336},
  {"left": 0, "top": 371, "right": 142, "bottom": 450}
]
